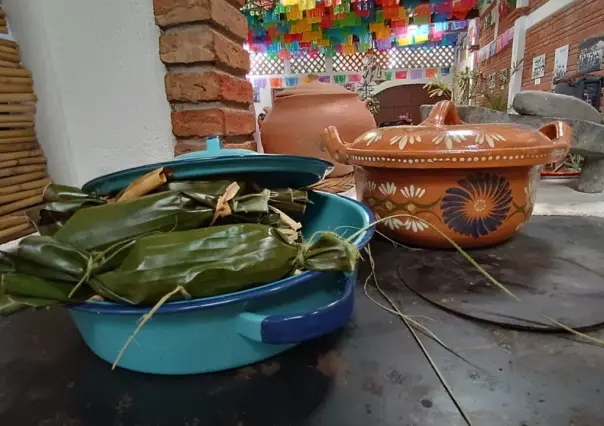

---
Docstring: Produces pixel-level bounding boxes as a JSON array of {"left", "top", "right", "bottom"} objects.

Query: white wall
[
  {"left": 507, "top": 0, "right": 575, "bottom": 106},
  {"left": 3, "top": 0, "right": 175, "bottom": 186}
]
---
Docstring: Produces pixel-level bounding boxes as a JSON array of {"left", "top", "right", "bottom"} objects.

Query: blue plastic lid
[
  {"left": 83, "top": 136, "right": 333, "bottom": 195},
  {"left": 176, "top": 136, "right": 259, "bottom": 159}
]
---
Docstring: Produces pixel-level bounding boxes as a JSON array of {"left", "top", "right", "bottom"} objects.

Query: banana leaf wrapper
[
  {"left": 52, "top": 189, "right": 274, "bottom": 252},
  {"left": 164, "top": 181, "right": 309, "bottom": 215},
  {"left": 1, "top": 224, "right": 359, "bottom": 310},
  {"left": 94, "top": 224, "right": 359, "bottom": 304},
  {"left": 27, "top": 184, "right": 106, "bottom": 235},
  {"left": 0, "top": 295, "right": 59, "bottom": 315},
  {"left": 0, "top": 250, "right": 94, "bottom": 315},
  {"left": 28, "top": 182, "right": 309, "bottom": 241}
]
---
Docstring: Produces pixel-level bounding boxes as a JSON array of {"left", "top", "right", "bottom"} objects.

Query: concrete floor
[{"left": 532, "top": 178, "right": 604, "bottom": 218}]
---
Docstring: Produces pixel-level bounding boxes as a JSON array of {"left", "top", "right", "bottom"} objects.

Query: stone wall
[{"left": 153, "top": 0, "right": 257, "bottom": 154}]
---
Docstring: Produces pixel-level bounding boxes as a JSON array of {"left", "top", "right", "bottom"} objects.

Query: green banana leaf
[
  {"left": 164, "top": 181, "right": 309, "bottom": 215},
  {"left": 95, "top": 224, "right": 358, "bottom": 305},
  {"left": 0, "top": 250, "right": 92, "bottom": 316},
  {"left": 27, "top": 184, "right": 106, "bottom": 236},
  {"left": 0, "top": 224, "right": 359, "bottom": 311},
  {"left": 2, "top": 273, "right": 79, "bottom": 301},
  {"left": 52, "top": 189, "right": 273, "bottom": 252},
  {"left": 267, "top": 187, "right": 309, "bottom": 215},
  {"left": 0, "top": 294, "right": 59, "bottom": 315},
  {"left": 30, "top": 182, "right": 309, "bottom": 250}
]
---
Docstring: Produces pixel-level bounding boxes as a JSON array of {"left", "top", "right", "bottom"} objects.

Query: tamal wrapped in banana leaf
[
  {"left": 0, "top": 224, "right": 358, "bottom": 313},
  {"left": 28, "top": 182, "right": 309, "bottom": 251},
  {"left": 94, "top": 224, "right": 358, "bottom": 304}
]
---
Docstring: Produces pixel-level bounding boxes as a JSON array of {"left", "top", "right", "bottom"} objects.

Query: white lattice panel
[
  {"left": 290, "top": 54, "right": 326, "bottom": 74},
  {"left": 333, "top": 47, "right": 454, "bottom": 72},
  {"left": 383, "top": 46, "right": 455, "bottom": 69},
  {"left": 250, "top": 52, "right": 285, "bottom": 75},
  {"left": 332, "top": 53, "right": 365, "bottom": 72}
]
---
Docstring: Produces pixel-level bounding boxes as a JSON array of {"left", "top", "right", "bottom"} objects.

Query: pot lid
[
  {"left": 83, "top": 137, "right": 333, "bottom": 195},
  {"left": 322, "top": 100, "right": 572, "bottom": 169},
  {"left": 276, "top": 80, "right": 357, "bottom": 98}
]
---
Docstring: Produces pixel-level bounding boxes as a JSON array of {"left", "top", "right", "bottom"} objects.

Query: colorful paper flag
[
  {"left": 414, "top": 15, "right": 431, "bottom": 25},
  {"left": 414, "top": 33, "right": 429, "bottom": 43},
  {"left": 253, "top": 78, "right": 267, "bottom": 88},
  {"left": 334, "top": 74, "right": 347, "bottom": 84},
  {"left": 383, "top": 70, "right": 393, "bottom": 80},
  {"left": 398, "top": 35, "right": 413, "bottom": 46},
  {"left": 395, "top": 70, "right": 407, "bottom": 80},
  {"left": 348, "top": 74, "right": 362, "bottom": 82},
  {"left": 410, "top": 69, "right": 424, "bottom": 80},
  {"left": 285, "top": 76, "right": 299, "bottom": 86},
  {"left": 318, "top": 75, "right": 331, "bottom": 83},
  {"left": 425, "top": 68, "right": 437, "bottom": 78},
  {"left": 270, "top": 77, "right": 283, "bottom": 88}
]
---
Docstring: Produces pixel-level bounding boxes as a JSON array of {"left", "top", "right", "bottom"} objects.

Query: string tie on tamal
[
  {"left": 210, "top": 182, "right": 241, "bottom": 226},
  {"left": 68, "top": 256, "right": 95, "bottom": 299}
]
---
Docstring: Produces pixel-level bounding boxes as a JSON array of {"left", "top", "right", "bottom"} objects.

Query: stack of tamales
[{"left": 0, "top": 8, "right": 51, "bottom": 244}]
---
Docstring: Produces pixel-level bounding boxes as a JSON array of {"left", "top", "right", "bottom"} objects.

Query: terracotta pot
[
  {"left": 261, "top": 81, "right": 377, "bottom": 177},
  {"left": 321, "top": 100, "right": 572, "bottom": 248}
]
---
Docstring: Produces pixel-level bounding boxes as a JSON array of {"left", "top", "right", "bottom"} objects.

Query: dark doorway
[{"left": 374, "top": 84, "right": 448, "bottom": 125}]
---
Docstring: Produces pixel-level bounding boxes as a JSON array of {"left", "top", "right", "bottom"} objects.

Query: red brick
[
  {"left": 174, "top": 138, "right": 257, "bottom": 155},
  {"left": 159, "top": 27, "right": 250, "bottom": 73},
  {"left": 171, "top": 108, "right": 255, "bottom": 137},
  {"left": 165, "top": 70, "right": 252, "bottom": 104},
  {"left": 153, "top": 0, "right": 247, "bottom": 41}
]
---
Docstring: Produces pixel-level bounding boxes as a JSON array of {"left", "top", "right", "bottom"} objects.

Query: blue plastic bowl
[{"left": 69, "top": 191, "right": 374, "bottom": 374}]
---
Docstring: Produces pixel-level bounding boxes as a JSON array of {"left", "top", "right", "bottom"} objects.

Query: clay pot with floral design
[
  {"left": 321, "top": 100, "right": 571, "bottom": 248},
  {"left": 261, "top": 81, "right": 377, "bottom": 177}
]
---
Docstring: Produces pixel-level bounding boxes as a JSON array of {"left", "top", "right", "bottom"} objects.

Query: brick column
[{"left": 153, "top": 0, "right": 257, "bottom": 154}]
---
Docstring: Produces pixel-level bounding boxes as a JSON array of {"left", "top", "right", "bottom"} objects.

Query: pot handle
[
  {"left": 236, "top": 276, "right": 354, "bottom": 345},
  {"left": 321, "top": 126, "right": 351, "bottom": 164},
  {"left": 538, "top": 120, "right": 572, "bottom": 148},
  {"left": 421, "top": 100, "right": 464, "bottom": 126}
]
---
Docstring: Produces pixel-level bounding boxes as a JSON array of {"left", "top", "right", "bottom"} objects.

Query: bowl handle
[
  {"left": 421, "top": 100, "right": 464, "bottom": 126},
  {"left": 237, "top": 277, "right": 354, "bottom": 345},
  {"left": 538, "top": 120, "right": 572, "bottom": 148},
  {"left": 321, "top": 126, "right": 351, "bottom": 164}
]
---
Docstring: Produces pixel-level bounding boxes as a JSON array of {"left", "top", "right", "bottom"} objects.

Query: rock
[
  {"left": 513, "top": 91, "right": 603, "bottom": 123},
  {"left": 577, "top": 158, "right": 604, "bottom": 193},
  {"left": 420, "top": 104, "right": 512, "bottom": 123}
]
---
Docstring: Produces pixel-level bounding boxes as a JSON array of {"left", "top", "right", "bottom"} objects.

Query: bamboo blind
[{"left": 0, "top": 8, "right": 50, "bottom": 243}]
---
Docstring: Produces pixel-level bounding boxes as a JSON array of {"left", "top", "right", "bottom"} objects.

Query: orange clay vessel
[
  {"left": 322, "top": 100, "right": 572, "bottom": 248},
  {"left": 261, "top": 81, "right": 377, "bottom": 177}
]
